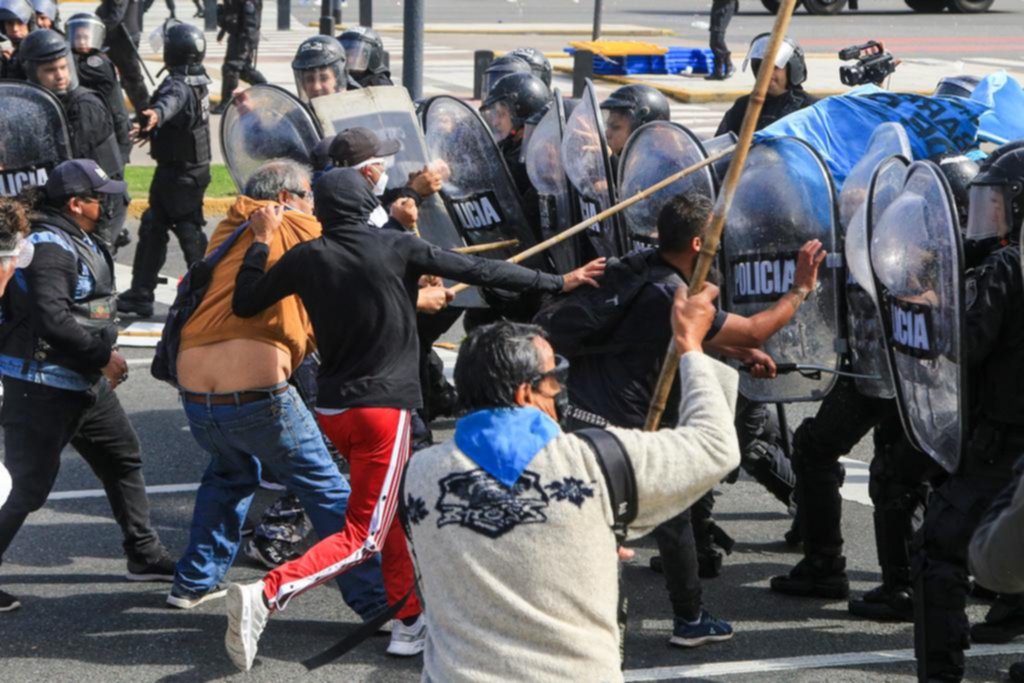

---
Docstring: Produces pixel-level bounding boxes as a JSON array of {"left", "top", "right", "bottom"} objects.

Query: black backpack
[
  {"left": 533, "top": 249, "right": 678, "bottom": 357},
  {"left": 151, "top": 221, "right": 249, "bottom": 386}
]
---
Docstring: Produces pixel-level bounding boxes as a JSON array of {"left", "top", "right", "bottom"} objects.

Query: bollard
[
  {"left": 573, "top": 49, "right": 593, "bottom": 98},
  {"left": 473, "top": 50, "right": 495, "bottom": 100},
  {"left": 360, "top": 0, "right": 372, "bottom": 26},
  {"left": 592, "top": 0, "right": 603, "bottom": 41},
  {"left": 402, "top": 0, "right": 424, "bottom": 100},
  {"left": 277, "top": 0, "right": 290, "bottom": 30},
  {"left": 204, "top": 0, "right": 217, "bottom": 31},
  {"left": 333, "top": 0, "right": 342, "bottom": 26},
  {"left": 319, "top": 0, "right": 334, "bottom": 35}
]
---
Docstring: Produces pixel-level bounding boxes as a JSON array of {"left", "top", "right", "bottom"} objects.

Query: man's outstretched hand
[{"left": 561, "top": 258, "right": 607, "bottom": 292}]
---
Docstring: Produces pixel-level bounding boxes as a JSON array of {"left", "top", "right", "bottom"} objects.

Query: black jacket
[
  {"left": 75, "top": 51, "right": 133, "bottom": 161},
  {"left": 149, "top": 68, "right": 212, "bottom": 183},
  {"left": 716, "top": 88, "right": 818, "bottom": 137},
  {"left": 62, "top": 86, "right": 124, "bottom": 179},
  {"left": 97, "top": 0, "right": 141, "bottom": 39},
  {"left": 0, "top": 208, "right": 117, "bottom": 379},
  {"left": 232, "top": 168, "right": 565, "bottom": 410}
]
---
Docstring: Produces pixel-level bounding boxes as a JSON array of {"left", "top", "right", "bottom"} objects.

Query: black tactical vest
[{"left": 151, "top": 73, "right": 212, "bottom": 166}]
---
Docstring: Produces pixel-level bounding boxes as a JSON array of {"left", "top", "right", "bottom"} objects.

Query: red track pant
[{"left": 261, "top": 407, "right": 421, "bottom": 620}]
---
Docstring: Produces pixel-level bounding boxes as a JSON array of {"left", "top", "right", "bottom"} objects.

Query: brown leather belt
[{"left": 181, "top": 385, "right": 289, "bottom": 406}]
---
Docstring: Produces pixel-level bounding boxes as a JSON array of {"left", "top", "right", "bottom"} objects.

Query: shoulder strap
[
  {"left": 205, "top": 220, "right": 250, "bottom": 266},
  {"left": 574, "top": 428, "right": 637, "bottom": 542}
]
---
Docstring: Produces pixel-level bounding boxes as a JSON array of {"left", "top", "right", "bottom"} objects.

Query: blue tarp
[{"left": 972, "top": 72, "right": 1024, "bottom": 145}]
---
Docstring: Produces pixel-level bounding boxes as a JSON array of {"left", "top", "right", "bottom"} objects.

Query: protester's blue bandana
[{"left": 454, "top": 407, "right": 562, "bottom": 488}]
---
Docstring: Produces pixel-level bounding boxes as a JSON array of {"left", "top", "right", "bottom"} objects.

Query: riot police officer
[
  {"left": 117, "top": 22, "right": 210, "bottom": 318},
  {"left": 599, "top": 84, "right": 670, "bottom": 157},
  {"left": 209, "top": 0, "right": 266, "bottom": 115},
  {"left": 915, "top": 140, "right": 1024, "bottom": 682},
  {"left": 291, "top": 35, "right": 358, "bottom": 102},
  {"left": 19, "top": 29, "right": 126, "bottom": 250},
  {"left": 480, "top": 53, "right": 531, "bottom": 100},
  {"left": 30, "top": 0, "right": 58, "bottom": 31},
  {"left": 716, "top": 34, "right": 816, "bottom": 137},
  {"left": 96, "top": 0, "right": 148, "bottom": 113},
  {"left": 479, "top": 71, "right": 551, "bottom": 198},
  {"left": 508, "top": 46, "right": 552, "bottom": 88},
  {"left": 339, "top": 26, "right": 392, "bottom": 87},
  {"left": 706, "top": 0, "right": 737, "bottom": 80},
  {"left": 0, "top": 0, "right": 32, "bottom": 78}
]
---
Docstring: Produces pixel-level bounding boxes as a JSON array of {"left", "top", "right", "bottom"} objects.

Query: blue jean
[{"left": 176, "top": 385, "right": 387, "bottom": 618}]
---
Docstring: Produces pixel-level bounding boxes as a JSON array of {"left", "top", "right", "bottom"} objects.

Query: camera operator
[
  {"left": 0, "top": 160, "right": 177, "bottom": 614},
  {"left": 716, "top": 34, "right": 816, "bottom": 138}
]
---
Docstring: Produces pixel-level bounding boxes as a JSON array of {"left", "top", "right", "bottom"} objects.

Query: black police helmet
[
  {"left": 932, "top": 154, "right": 980, "bottom": 227},
  {"left": 481, "top": 71, "right": 551, "bottom": 129},
  {"left": 65, "top": 12, "right": 105, "bottom": 52},
  {"left": 292, "top": 35, "right": 345, "bottom": 71},
  {"left": 972, "top": 140, "right": 1024, "bottom": 234},
  {"left": 481, "top": 54, "right": 531, "bottom": 98},
  {"left": 338, "top": 26, "right": 385, "bottom": 75},
  {"left": 508, "top": 47, "right": 552, "bottom": 87},
  {"left": 933, "top": 74, "right": 981, "bottom": 100},
  {"left": 164, "top": 21, "right": 205, "bottom": 67},
  {"left": 0, "top": 0, "right": 33, "bottom": 25},
  {"left": 600, "top": 84, "right": 670, "bottom": 129},
  {"left": 746, "top": 32, "right": 807, "bottom": 88},
  {"left": 18, "top": 26, "right": 68, "bottom": 63}
]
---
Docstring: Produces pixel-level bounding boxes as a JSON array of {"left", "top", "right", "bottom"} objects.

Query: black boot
[
  {"left": 705, "top": 50, "right": 734, "bottom": 81},
  {"left": 848, "top": 583, "right": 914, "bottom": 621},
  {"left": 770, "top": 554, "right": 849, "bottom": 599}
]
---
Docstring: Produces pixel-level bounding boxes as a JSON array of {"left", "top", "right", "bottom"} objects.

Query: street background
[{"left": 3, "top": 0, "right": 1024, "bottom": 680}]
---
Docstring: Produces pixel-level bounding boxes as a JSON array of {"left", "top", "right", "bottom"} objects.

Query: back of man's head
[
  {"left": 455, "top": 321, "right": 547, "bottom": 412},
  {"left": 657, "top": 193, "right": 712, "bottom": 255},
  {"left": 0, "top": 197, "right": 29, "bottom": 252},
  {"left": 244, "top": 159, "right": 312, "bottom": 201}
]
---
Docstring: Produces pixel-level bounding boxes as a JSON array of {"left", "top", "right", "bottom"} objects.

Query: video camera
[{"left": 838, "top": 41, "right": 898, "bottom": 87}]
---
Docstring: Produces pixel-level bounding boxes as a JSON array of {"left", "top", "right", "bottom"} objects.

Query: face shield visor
[
  {"left": 340, "top": 36, "right": 372, "bottom": 73},
  {"left": 26, "top": 53, "right": 79, "bottom": 95},
  {"left": 481, "top": 64, "right": 527, "bottom": 100},
  {"left": 480, "top": 99, "right": 515, "bottom": 143},
  {"left": 742, "top": 36, "right": 795, "bottom": 74},
  {"left": 67, "top": 18, "right": 105, "bottom": 53},
  {"left": 294, "top": 62, "right": 345, "bottom": 103},
  {"left": 966, "top": 183, "right": 1016, "bottom": 242}
]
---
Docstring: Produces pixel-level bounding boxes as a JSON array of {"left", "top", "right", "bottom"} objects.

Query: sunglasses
[{"left": 531, "top": 354, "right": 569, "bottom": 388}]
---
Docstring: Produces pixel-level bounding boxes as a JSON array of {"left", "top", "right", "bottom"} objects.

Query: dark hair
[
  {"left": 0, "top": 197, "right": 29, "bottom": 251},
  {"left": 454, "top": 321, "right": 548, "bottom": 412},
  {"left": 657, "top": 193, "right": 712, "bottom": 254}
]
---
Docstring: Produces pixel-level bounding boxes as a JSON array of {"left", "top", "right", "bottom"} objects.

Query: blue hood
[{"left": 454, "top": 407, "right": 561, "bottom": 487}]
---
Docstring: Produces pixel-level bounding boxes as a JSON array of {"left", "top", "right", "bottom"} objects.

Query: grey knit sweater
[{"left": 404, "top": 351, "right": 740, "bottom": 682}]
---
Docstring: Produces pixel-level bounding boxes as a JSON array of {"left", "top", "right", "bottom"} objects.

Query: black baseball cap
[
  {"left": 327, "top": 126, "right": 401, "bottom": 167},
  {"left": 44, "top": 159, "right": 127, "bottom": 199}
]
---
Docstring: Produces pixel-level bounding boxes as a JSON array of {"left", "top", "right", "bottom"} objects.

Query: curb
[
  {"left": 128, "top": 197, "right": 236, "bottom": 218},
  {"left": 320, "top": 22, "right": 674, "bottom": 36}
]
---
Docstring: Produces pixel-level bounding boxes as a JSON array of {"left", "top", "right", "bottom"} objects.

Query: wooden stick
[
  {"left": 448, "top": 146, "right": 733, "bottom": 295},
  {"left": 452, "top": 238, "right": 520, "bottom": 255},
  {"left": 643, "top": 0, "right": 801, "bottom": 431}
]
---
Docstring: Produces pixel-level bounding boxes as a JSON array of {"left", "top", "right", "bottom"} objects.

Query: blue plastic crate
[
  {"left": 564, "top": 48, "right": 668, "bottom": 76},
  {"left": 665, "top": 47, "right": 717, "bottom": 75}
]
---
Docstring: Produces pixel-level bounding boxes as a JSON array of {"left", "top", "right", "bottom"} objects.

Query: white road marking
[
  {"left": 838, "top": 456, "right": 872, "bottom": 508},
  {"left": 623, "top": 643, "right": 1024, "bottom": 680},
  {"left": 48, "top": 482, "right": 200, "bottom": 502}
]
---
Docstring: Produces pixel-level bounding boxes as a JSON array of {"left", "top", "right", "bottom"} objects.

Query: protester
[
  {"left": 403, "top": 286, "right": 740, "bottom": 681},
  {"left": 168, "top": 160, "right": 387, "bottom": 618},
  {"left": 221, "top": 167, "right": 605, "bottom": 668},
  {"left": 0, "top": 160, "right": 176, "bottom": 615},
  {"left": 0, "top": 196, "right": 31, "bottom": 296}
]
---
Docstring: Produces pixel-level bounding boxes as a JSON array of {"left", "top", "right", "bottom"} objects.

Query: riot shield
[
  {"left": 220, "top": 84, "right": 323, "bottom": 193},
  {"left": 838, "top": 125, "right": 912, "bottom": 400},
  {"left": 0, "top": 80, "right": 71, "bottom": 197},
  {"left": 617, "top": 121, "right": 715, "bottom": 243},
  {"left": 703, "top": 131, "right": 736, "bottom": 188},
  {"left": 561, "top": 79, "right": 629, "bottom": 258},
  {"left": 421, "top": 95, "right": 536, "bottom": 261},
  {"left": 525, "top": 90, "right": 583, "bottom": 273},
  {"left": 721, "top": 136, "right": 843, "bottom": 403},
  {"left": 870, "top": 161, "right": 964, "bottom": 473}
]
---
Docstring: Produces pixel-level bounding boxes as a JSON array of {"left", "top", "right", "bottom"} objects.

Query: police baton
[
  {"left": 446, "top": 146, "right": 734, "bottom": 295},
  {"left": 121, "top": 24, "right": 157, "bottom": 87},
  {"left": 643, "top": 0, "right": 801, "bottom": 432}
]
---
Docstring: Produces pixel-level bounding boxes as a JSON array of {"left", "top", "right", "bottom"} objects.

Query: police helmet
[
  {"left": 31, "top": 0, "right": 57, "bottom": 27},
  {"left": 66, "top": 12, "right": 105, "bottom": 53},
  {"left": 966, "top": 140, "right": 1024, "bottom": 242},
  {"left": 481, "top": 54, "right": 531, "bottom": 99},
  {"left": 338, "top": 26, "right": 385, "bottom": 75},
  {"left": 933, "top": 74, "right": 981, "bottom": 100},
  {"left": 19, "top": 28, "right": 79, "bottom": 93},
  {"left": 480, "top": 72, "right": 551, "bottom": 142},
  {"left": 292, "top": 35, "right": 347, "bottom": 102},
  {"left": 932, "top": 154, "right": 980, "bottom": 228},
  {"left": 600, "top": 84, "right": 670, "bottom": 129},
  {"left": 163, "top": 21, "right": 205, "bottom": 68},
  {"left": 508, "top": 47, "right": 552, "bottom": 87},
  {"left": 742, "top": 33, "right": 807, "bottom": 88},
  {"left": 0, "top": 0, "right": 33, "bottom": 26}
]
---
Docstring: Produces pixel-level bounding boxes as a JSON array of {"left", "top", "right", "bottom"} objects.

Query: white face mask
[
  {"left": 369, "top": 205, "right": 389, "bottom": 228},
  {"left": 373, "top": 170, "right": 389, "bottom": 197}
]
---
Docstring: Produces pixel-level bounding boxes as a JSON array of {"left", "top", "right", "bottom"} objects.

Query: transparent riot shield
[
  {"left": 0, "top": 81, "right": 71, "bottom": 197},
  {"left": 220, "top": 84, "right": 323, "bottom": 193},
  {"left": 525, "top": 91, "right": 583, "bottom": 273},
  {"left": 703, "top": 131, "right": 736, "bottom": 188},
  {"left": 721, "top": 137, "right": 843, "bottom": 403},
  {"left": 617, "top": 121, "right": 715, "bottom": 243},
  {"left": 838, "top": 125, "right": 912, "bottom": 400},
  {"left": 561, "top": 79, "right": 628, "bottom": 258},
  {"left": 870, "top": 161, "right": 965, "bottom": 473},
  {"left": 421, "top": 95, "right": 536, "bottom": 261}
]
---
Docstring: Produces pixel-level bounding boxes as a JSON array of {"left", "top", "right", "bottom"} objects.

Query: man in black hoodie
[{"left": 222, "top": 167, "right": 604, "bottom": 669}]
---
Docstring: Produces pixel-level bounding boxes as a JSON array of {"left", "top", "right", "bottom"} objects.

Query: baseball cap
[
  {"left": 328, "top": 126, "right": 401, "bottom": 167},
  {"left": 44, "top": 159, "right": 127, "bottom": 199}
]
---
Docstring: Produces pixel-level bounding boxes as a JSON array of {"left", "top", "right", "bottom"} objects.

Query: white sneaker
[
  {"left": 225, "top": 581, "right": 270, "bottom": 671},
  {"left": 386, "top": 615, "right": 426, "bottom": 657}
]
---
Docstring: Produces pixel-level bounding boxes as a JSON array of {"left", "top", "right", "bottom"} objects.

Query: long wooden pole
[
  {"left": 642, "top": 0, "right": 801, "bottom": 431},
  {"left": 452, "top": 239, "right": 520, "bottom": 255},
  {"left": 447, "top": 146, "right": 733, "bottom": 295}
]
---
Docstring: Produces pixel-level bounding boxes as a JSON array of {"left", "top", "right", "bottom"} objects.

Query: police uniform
[
  {"left": 96, "top": 0, "right": 149, "bottom": 113},
  {"left": 915, "top": 244, "right": 1024, "bottom": 681},
  {"left": 707, "top": 0, "right": 737, "bottom": 79},
  {"left": 215, "top": 0, "right": 267, "bottom": 110},
  {"left": 715, "top": 88, "right": 818, "bottom": 138}
]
